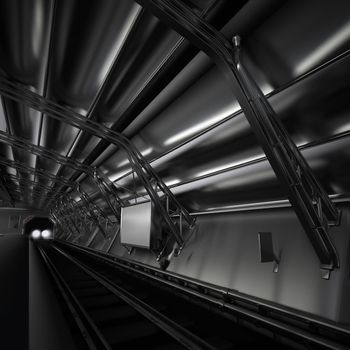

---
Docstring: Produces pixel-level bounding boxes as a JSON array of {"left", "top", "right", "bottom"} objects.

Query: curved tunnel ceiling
[{"left": 0, "top": 0, "right": 349, "bottom": 214}]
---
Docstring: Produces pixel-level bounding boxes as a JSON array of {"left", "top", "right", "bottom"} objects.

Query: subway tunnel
[{"left": 0, "top": 0, "right": 350, "bottom": 349}]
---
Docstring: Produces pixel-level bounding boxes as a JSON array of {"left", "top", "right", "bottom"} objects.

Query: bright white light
[
  {"left": 32, "top": 0, "right": 44, "bottom": 58},
  {"left": 333, "top": 121, "right": 350, "bottom": 135},
  {"left": 31, "top": 230, "right": 41, "bottom": 239},
  {"left": 260, "top": 82, "right": 274, "bottom": 96},
  {"left": 164, "top": 103, "right": 239, "bottom": 146},
  {"left": 164, "top": 178, "right": 181, "bottom": 187},
  {"left": 117, "top": 159, "right": 131, "bottom": 168},
  {"left": 41, "top": 229, "right": 52, "bottom": 239},
  {"left": 117, "top": 147, "right": 153, "bottom": 167},
  {"left": 109, "top": 171, "right": 129, "bottom": 183},
  {"left": 195, "top": 154, "right": 264, "bottom": 178},
  {"left": 97, "top": 5, "right": 142, "bottom": 85},
  {"left": 0, "top": 101, "right": 7, "bottom": 132},
  {"left": 294, "top": 21, "right": 350, "bottom": 75}
]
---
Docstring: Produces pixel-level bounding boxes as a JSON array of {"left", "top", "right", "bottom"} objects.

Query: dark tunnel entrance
[{"left": 24, "top": 217, "right": 54, "bottom": 239}]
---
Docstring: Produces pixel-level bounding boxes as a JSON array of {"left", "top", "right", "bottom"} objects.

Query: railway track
[{"left": 37, "top": 242, "right": 350, "bottom": 349}]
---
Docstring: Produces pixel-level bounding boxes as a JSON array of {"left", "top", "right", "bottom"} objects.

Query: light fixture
[
  {"left": 163, "top": 104, "right": 239, "bottom": 146},
  {"left": 164, "top": 178, "right": 181, "bottom": 187},
  {"left": 31, "top": 229, "right": 41, "bottom": 239},
  {"left": 294, "top": 21, "right": 350, "bottom": 75},
  {"left": 117, "top": 147, "right": 153, "bottom": 167},
  {"left": 41, "top": 229, "right": 52, "bottom": 239}
]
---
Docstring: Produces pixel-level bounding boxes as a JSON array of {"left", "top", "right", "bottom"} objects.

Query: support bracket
[{"left": 134, "top": 0, "right": 341, "bottom": 274}]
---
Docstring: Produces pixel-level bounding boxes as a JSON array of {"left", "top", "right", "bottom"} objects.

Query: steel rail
[
  {"left": 0, "top": 130, "right": 117, "bottom": 232},
  {"left": 66, "top": 199, "right": 95, "bottom": 238},
  {"left": 55, "top": 199, "right": 85, "bottom": 239},
  {"left": 134, "top": 0, "right": 341, "bottom": 273},
  {"left": 61, "top": 1, "right": 219, "bottom": 185},
  {"left": 52, "top": 245, "right": 217, "bottom": 350},
  {"left": 0, "top": 76, "right": 195, "bottom": 249},
  {"left": 53, "top": 7, "right": 144, "bottom": 183},
  {"left": 58, "top": 240, "right": 350, "bottom": 350},
  {"left": 0, "top": 129, "right": 93, "bottom": 175},
  {"left": 6, "top": 183, "right": 62, "bottom": 209},
  {"left": 3, "top": 173, "right": 67, "bottom": 195},
  {"left": 0, "top": 156, "right": 76, "bottom": 188},
  {"left": 37, "top": 246, "right": 112, "bottom": 350}
]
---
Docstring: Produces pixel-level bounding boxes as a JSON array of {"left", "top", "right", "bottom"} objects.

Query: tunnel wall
[
  {"left": 0, "top": 209, "right": 39, "bottom": 349},
  {"left": 0, "top": 210, "right": 75, "bottom": 350},
  {"left": 0, "top": 233, "right": 28, "bottom": 349},
  {"left": 0, "top": 209, "right": 44, "bottom": 235},
  {"left": 78, "top": 202, "right": 350, "bottom": 325}
]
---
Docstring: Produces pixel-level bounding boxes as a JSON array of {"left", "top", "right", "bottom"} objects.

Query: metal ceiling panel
[
  {"left": 0, "top": 0, "right": 348, "bottom": 217},
  {"left": 0, "top": 0, "right": 54, "bottom": 204}
]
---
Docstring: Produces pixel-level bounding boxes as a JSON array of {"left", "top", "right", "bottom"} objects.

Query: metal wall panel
[
  {"left": 0, "top": 0, "right": 350, "bottom": 329},
  {"left": 109, "top": 203, "right": 350, "bottom": 323}
]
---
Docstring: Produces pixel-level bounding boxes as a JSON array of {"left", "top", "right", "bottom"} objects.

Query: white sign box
[{"left": 120, "top": 202, "right": 154, "bottom": 249}]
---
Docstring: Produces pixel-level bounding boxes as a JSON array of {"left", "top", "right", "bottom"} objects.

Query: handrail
[
  {"left": 135, "top": 0, "right": 341, "bottom": 275},
  {"left": 0, "top": 130, "right": 120, "bottom": 226},
  {"left": 0, "top": 82, "right": 195, "bottom": 249},
  {"left": 232, "top": 36, "right": 340, "bottom": 273},
  {"left": 3, "top": 173, "right": 67, "bottom": 194},
  {"left": 0, "top": 156, "right": 76, "bottom": 188}
]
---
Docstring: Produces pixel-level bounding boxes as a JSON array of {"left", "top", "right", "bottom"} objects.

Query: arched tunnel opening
[{"left": 23, "top": 217, "right": 54, "bottom": 239}]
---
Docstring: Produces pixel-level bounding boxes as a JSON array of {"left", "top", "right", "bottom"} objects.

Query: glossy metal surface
[
  {"left": 105, "top": 202, "right": 350, "bottom": 324},
  {"left": 120, "top": 202, "right": 153, "bottom": 249},
  {"left": 0, "top": 0, "right": 350, "bottom": 323},
  {"left": 1, "top": 0, "right": 349, "bottom": 211}
]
